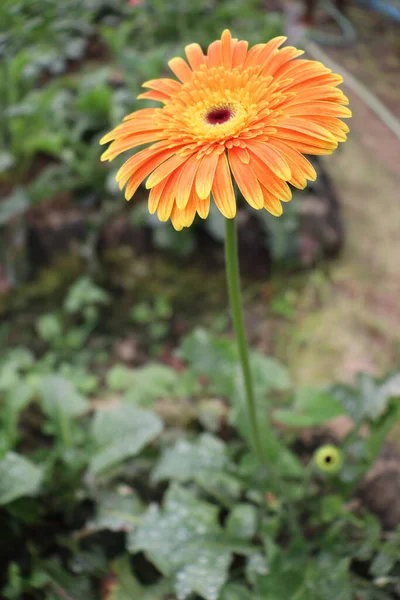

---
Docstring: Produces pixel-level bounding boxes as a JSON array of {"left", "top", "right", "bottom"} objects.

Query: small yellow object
[
  {"left": 100, "top": 29, "right": 350, "bottom": 230},
  {"left": 314, "top": 444, "right": 343, "bottom": 474}
]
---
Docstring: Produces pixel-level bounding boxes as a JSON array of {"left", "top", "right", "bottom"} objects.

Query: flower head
[
  {"left": 100, "top": 30, "right": 350, "bottom": 230},
  {"left": 314, "top": 444, "right": 343, "bottom": 474}
]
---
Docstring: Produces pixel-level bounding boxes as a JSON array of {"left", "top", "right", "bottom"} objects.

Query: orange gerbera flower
[{"left": 100, "top": 30, "right": 350, "bottom": 230}]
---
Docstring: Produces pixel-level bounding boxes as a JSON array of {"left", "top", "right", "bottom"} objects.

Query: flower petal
[
  {"left": 176, "top": 154, "right": 200, "bottom": 209},
  {"left": 231, "top": 40, "right": 248, "bottom": 68},
  {"left": 247, "top": 151, "right": 292, "bottom": 201},
  {"left": 185, "top": 43, "right": 207, "bottom": 70},
  {"left": 168, "top": 57, "right": 192, "bottom": 83},
  {"left": 246, "top": 140, "right": 291, "bottom": 181},
  {"left": 212, "top": 152, "right": 236, "bottom": 218},
  {"left": 207, "top": 40, "right": 223, "bottom": 68},
  {"left": 146, "top": 153, "right": 189, "bottom": 189},
  {"left": 195, "top": 151, "right": 219, "bottom": 200},
  {"left": 157, "top": 167, "right": 184, "bottom": 221},
  {"left": 228, "top": 147, "right": 264, "bottom": 209}
]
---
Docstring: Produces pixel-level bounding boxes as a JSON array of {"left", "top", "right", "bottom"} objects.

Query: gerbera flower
[{"left": 100, "top": 30, "right": 350, "bottom": 230}]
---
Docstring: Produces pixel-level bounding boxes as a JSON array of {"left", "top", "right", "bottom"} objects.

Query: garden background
[{"left": 1, "top": 1, "right": 400, "bottom": 599}]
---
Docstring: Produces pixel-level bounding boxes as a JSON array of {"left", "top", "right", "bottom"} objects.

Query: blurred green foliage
[
  {"left": 0, "top": 275, "right": 400, "bottom": 598},
  {"left": 1, "top": 2, "right": 400, "bottom": 599}
]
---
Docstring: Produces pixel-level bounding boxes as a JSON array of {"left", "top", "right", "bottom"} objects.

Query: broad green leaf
[
  {"left": 152, "top": 434, "right": 228, "bottom": 483},
  {"left": 245, "top": 552, "right": 269, "bottom": 585},
  {"left": 124, "top": 364, "right": 180, "bottom": 406},
  {"left": 331, "top": 371, "right": 400, "bottom": 423},
  {"left": 38, "top": 375, "right": 89, "bottom": 419},
  {"left": 86, "top": 487, "right": 144, "bottom": 534},
  {"left": 130, "top": 485, "right": 232, "bottom": 600},
  {"left": 0, "top": 453, "right": 43, "bottom": 505},
  {"left": 106, "top": 364, "right": 136, "bottom": 392},
  {"left": 227, "top": 504, "right": 258, "bottom": 540},
  {"left": 274, "top": 387, "right": 345, "bottom": 428},
  {"left": 89, "top": 403, "right": 162, "bottom": 475},
  {"left": 250, "top": 351, "right": 291, "bottom": 394}
]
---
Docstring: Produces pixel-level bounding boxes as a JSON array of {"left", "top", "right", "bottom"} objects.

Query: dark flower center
[{"left": 206, "top": 106, "right": 233, "bottom": 125}]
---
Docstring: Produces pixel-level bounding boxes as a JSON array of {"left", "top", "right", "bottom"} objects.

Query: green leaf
[
  {"left": 152, "top": 434, "right": 228, "bottom": 483},
  {"left": 130, "top": 485, "right": 232, "bottom": 600},
  {"left": 274, "top": 387, "right": 345, "bottom": 428},
  {"left": 108, "top": 555, "right": 172, "bottom": 600},
  {"left": 124, "top": 364, "right": 180, "bottom": 406},
  {"left": 226, "top": 504, "right": 258, "bottom": 540},
  {"left": 38, "top": 375, "right": 89, "bottom": 419},
  {"left": 106, "top": 364, "right": 136, "bottom": 392},
  {"left": 250, "top": 351, "right": 291, "bottom": 394},
  {"left": 86, "top": 487, "right": 143, "bottom": 534},
  {"left": 0, "top": 452, "right": 43, "bottom": 505},
  {"left": 89, "top": 403, "right": 162, "bottom": 476}
]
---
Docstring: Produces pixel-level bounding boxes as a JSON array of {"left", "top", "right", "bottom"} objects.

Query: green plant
[{"left": 1, "top": 319, "right": 400, "bottom": 599}]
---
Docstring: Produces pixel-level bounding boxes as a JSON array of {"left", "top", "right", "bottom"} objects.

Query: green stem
[{"left": 224, "top": 217, "right": 263, "bottom": 462}]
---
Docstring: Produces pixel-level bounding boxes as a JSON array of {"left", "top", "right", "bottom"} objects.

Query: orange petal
[
  {"left": 247, "top": 151, "right": 292, "bottom": 201},
  {"left": 246, "top": 140, "right": 291, "bottom": 181},
  {"left": 141, "top": 78, "right": 181, "bottom": 95},
  {"left": 212, "top": 152, "right": 236, "bottom": 218},
  {"left": 275, "top": 117, "right": 337, "bottom": 144},
  {"left": 221, "top": 29, "right": 233, "bottom": 69},
  {"left": 180, "top": 195, "right": 197, "bottom": 227},
  {"left": 168, "top": 57, "right": 192, "bottom": 83},
  {"left": 101, "top": 131, "right": 165, "bottom": 161},
  {"left": 228, "top": 147, "right": 264, "bottom": 209},
  {"left": 284, "top": 101, "right": 352, "bottom": 119},
  {"left": 146, "top": 153, "right": 189, "bottom": 189},
  {"left": 137, "top": 90, "right": 171, "bottom": 103},
  {"left": 243, "top": 44, "right": 266, "bottom": 69},
  {"left": 207, "top": 40, "right": 223, "bottom": 68},
  {"left": 263, "top": 47, "right": 304, "bottom": 77},
  {"left": 269, "top": 138, "right": 317, "bottom": 182},
  {"left": 124, "top": 152, "right": 172, "bottom": 201},
  {"left": 116, "top": 143, "right": 176, "bottom": 188},
  {"left": 122, "top": 107, "right": 159, "bottom": 122},
  {"left": 196, "top": 195, "right": 210, "bottom": 219},
  {"left": 286, "top": 140, "right": 336, "bottom": 155},
  {"left": 185, "top": 43, "right": 207, "bottom": 70},
  {"left": 148, "top": 177, "right": 169, "bottom": 214},
  {"left": 235, "top": 147, "right": 250, "bottom": 164},
  {"left": 260, "top": 184, "right": 284, "bottom": 216},
  {"left": 232, "top": 40, "right": 248, "bottom": 68},
  {"left": 157, "top": 167, "right": 183, "bottom": 221},
  {"left": 100, "top": 119, "right": 160, "bottom": 145},
  {"left": 176, "top": 154, "right": 200, "bottom": 209},
  {"left": 256, "top": 36, "right": 287, "bottom": 72},
  {"left": 195, "top": 151, "right": 219, "bottom": 200}
]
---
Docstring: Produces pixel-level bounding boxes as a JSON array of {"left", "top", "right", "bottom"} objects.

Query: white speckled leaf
[
  {"left": 0, "top": 452, "right": 43, "bottom": 505},
  {"left": 152, "top": 433, "right": 228, "bottom": 483},
  {"left": 89, "top": 403, "right": 162, "bottom": 475},
  {"left": 129, "top": 485, "right": 231, "bottom": 600}
]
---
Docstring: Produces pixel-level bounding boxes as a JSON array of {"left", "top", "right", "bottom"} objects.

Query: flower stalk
[{"left": 224, "top": 216, "right": 264, "bottom": 462}]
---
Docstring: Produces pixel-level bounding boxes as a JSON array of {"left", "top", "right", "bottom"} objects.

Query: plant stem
[{"left": 224, "top": 217, "right": 264, "bottom": 462}]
